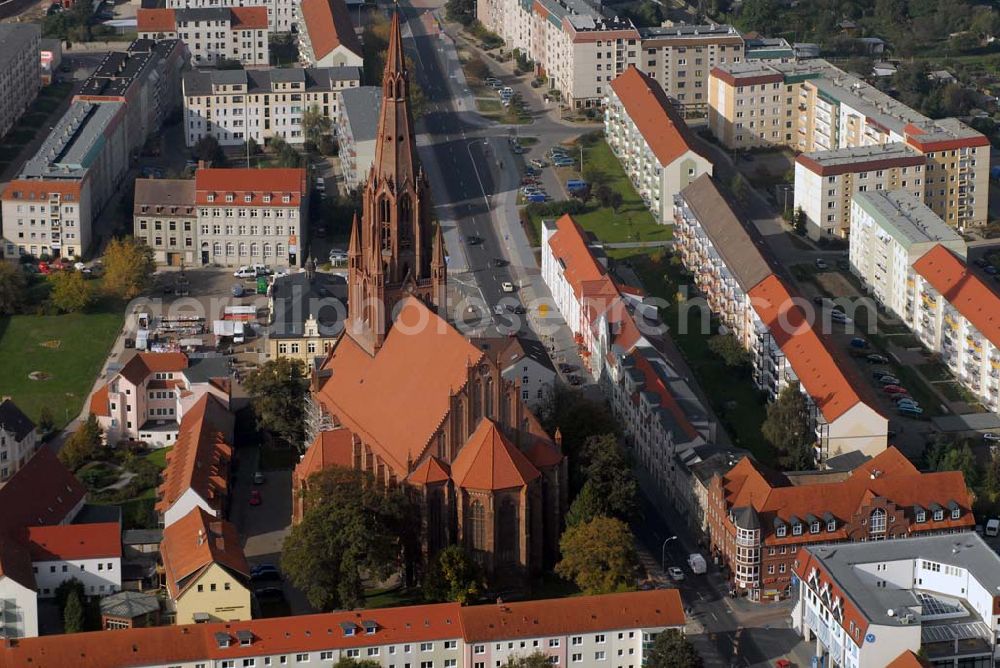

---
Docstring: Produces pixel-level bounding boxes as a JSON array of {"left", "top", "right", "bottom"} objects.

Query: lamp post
[{"left": 661, "top": 535, "right": 677, "bottom": 573}]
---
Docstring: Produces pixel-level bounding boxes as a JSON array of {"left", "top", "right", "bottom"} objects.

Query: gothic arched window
[
  {"left": 467, "top": 499, "right": 486, "bottom": 552},
  {"left": 484, "top": 374, "right": 494, "bottom": 420},
  {"left": 379, "top": 197, "right": 392, "bottom": 252},
  {"left": 498, "top": 498, "right": 518, "bottom": 564}
]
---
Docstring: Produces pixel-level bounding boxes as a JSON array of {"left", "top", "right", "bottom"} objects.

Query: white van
[{"left": 986, "top": 518, "right": 999, "bottom": 537}]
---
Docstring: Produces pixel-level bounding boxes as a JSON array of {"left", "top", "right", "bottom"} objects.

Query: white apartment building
[
  {"left": 296, "top": 0, "right": 364, "bottom": 68},
  {"left": 182, "top": 66, "right": 361, "bottom": 147},
  {"left": 473, "top": 336, "right": 557, "bottom": 411},
  {"left": 131, "top": 167, "right": 308, "bottom": 268},
  {"left": 165, "top": 0, "right": 297, "bottom": 33},
  {"left": 605, "top": 66, "right": 713, "bottom": 224},
  {"left": 910, "top": 244, "right": 1000, "bottom": 412},
  {"left": 0, "top": 399, "right": 38, "bottom": 482},
  {"left": 28, "top": 523, "right": 122, "bottom": 598},
  {"left": 849, "top": 190, "right": 966, "bottom": 319},
  {"left": 0, "top": 24, "right": 41, "bottom": 141},
  {"left": 794, "top": 143, "right": 926, "bottom": 240},
  {"left": 337, "top": 85, "right": 382, "bottom": 190},
  {"left": 138, "top": 7, "right": 269, "bottom": 68},
  {"left": 793, "top": 534, "right": 1000, "bottom": 668},
  {"left": 709, "top": 59, "right": 990, "bottom": 230}
]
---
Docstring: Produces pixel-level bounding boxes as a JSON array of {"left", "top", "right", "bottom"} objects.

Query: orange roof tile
[
  {"left": 748, "top": 275, "right": 866, "bottom": 422},
  {"left": 407, "top": 456, "right": 451, "bottom": 485},
  {"left": 450, "top": 420, "right": 540, "bottom": 490},
  {"left": 525, "top": 440, "right": 563, "bottom": 469},
  {"left": 2, "top": 179, "right": 82, "bottom": 201},
  {"left": 460, "top": 590, "right": 685, "bottom": 641},
  {"left": 295, "top": 428, "right": 355, "bottom": 483},
  {"left": 610, "top": 67, "right": 712, "bottom": 166},
  {"left": 195, "top": 168, "right": 307, "bottom": 207},
  {"left": 913, "top": 244, "right": 1000, "bottom": 346},
  {"left": 887, "top": 651, "right": 931, "bottom": 668},
  {"left": 156, "top": 394, "right": 233, "bottom": 516},
  {"left": 547, "top": 214, "right": 607, "bottom": 300},
  {"left": 299, "top": 0, "right": 363, "bottom": 61},
  {"left": 317, "top": 297, "right": 485, "bottom": 472},
  {"left": 25, "top": 522, "right": 121, "bottom": 561},
  {"left": 136, "top": 8, "right": 177, "bottom": 32},
  {"left": 161, "top": 507, "right": 248, "bottom": 599},
  {"left": 117, "top": 352, "right": 189, "bottom": 386},
  {"left": 0, "top": 448, "right": 85, "bottom": 536},
  {"left": 89, "top": 385, "right": 110, "bottom": 417},
  {"left": 230, "top": 6, "right": 267, "bottom": 29}
]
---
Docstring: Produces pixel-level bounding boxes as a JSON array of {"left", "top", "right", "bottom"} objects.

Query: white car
[
  {"left": 501, "top": 281, "right": 515, "bottom": 293},
  {"left": 668, "top": 567, "right": 685, "bottom": 582},
  {"left": 234, "top": 266, "right": 257, "bottom": 279},
  {"left": 329, "top": 250, "right": 348, "bottom": 264},
  {"left": 984, "top": 433, "right": 1000, "bottom": 442}
]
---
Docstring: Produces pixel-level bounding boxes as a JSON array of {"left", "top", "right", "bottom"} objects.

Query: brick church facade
[{"left": 293, "top": 12, "right": 567, "bottom": 584}]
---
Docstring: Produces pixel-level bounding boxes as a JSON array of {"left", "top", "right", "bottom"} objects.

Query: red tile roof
[
  {"left": 547, "top": 214, "right": 607, "bottom": 300},
  {"left": 25, "top": 522, "right": 121, "bottom": 562},
  {"left": 161, "top": 507, "right": 248, "bottom": 599},
  {"left": 230, "top": 6, "right": 267, "bottom": 29},
  {"left": 887, "top": 651, "right": 931, "bottom": 668},
  {"left": 913, "top": 244, "right": 1000, "bottom": 346},
  {"left": 299, "top": 0, "right": 363, "bottom": 61},
  {"left": 2, "top": 179, "right": 82, "bottom": 201},
  {"left": 89, "top": 385, "right": 110, "bottom": 417},
  {"left": 407, "top": 456, "right": 451, "bottom": 485},
  {"left": 610, "top": 67, "right": 712, "bottom": 166},
  {"left": 116, "top": 352, "right": 189, "bottom": 386},
  {"left": 793, "top": 546, "right": 869, "bottom": 640},
  {"left": 460, "top": 590, "right": 685, "bottom": 641},
  {"left": 136, "top": 8, "right": 177, "bottom": 32},
  {"left": 195, "top": 168, "right": 307, "bottom": 207},
  {"left": 450, "top": 420, "right": 540, "bottom": 490},
  {"left": 0, "top": 448, "right": 85, "bottom": 536},
  {"left": 295, "top": 428, "right": 355, "bottom": 484}
]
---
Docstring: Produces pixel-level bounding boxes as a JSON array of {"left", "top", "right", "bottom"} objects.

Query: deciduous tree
[
  {"left": 501, "top": 654, "right": 552, "bottom": 668},
  {"left": 243, "top": 357, "right": 309, "bottom": 448},
  {"left": 762, "top": 382, "right": 814, "bottom": 471},
  {"left": 193, "top": 135, "right": 227, "bottom": 168},
  {"left": 707, "top": 334, "right": 749, "bottom": 368},
  {"left": 333, "top": 659, "right": 381, "bottom": 668},
  {"left": 645, "top": 629, "right": 704, "bottom": 668},
  {"left": 102, "top": 237, "right": 155, "bottom": 300},
  {"left": 302, "top": 105, "right": 332, "bottom": 148},
  {"left": 422, "top": 545, "right": 484, "bottom": 604},
  {"left": 49, "top": 270, "right": 94, "bottom": 313},
  {"left": 58, "top": 415, "right": 103, "bottom": 471},
  {"left": 555, "top": 516, "right": 638, "bottom": 594},
  {"left": 0, "top": 262, "right": 26, "bottom": 315}
]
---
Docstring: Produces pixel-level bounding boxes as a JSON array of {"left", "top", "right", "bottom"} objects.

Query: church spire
[
  {"left": 384, "top": 9, "right": 407, "bottom": 85},
  {"left": 348, "top": 212, "right": 360, "bottom": 259}
]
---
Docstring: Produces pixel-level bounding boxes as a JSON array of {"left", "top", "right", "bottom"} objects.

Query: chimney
[{"left": 197, "top": 528, "right": 206, "bottom": 545}]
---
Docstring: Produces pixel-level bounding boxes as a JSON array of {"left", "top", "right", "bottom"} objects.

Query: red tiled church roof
[{"left": 450, "top": 420, "right": 540, "bottom": 490}]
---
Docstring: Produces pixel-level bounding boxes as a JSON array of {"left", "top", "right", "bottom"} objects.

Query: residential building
[
  {"left": 182, "top": 66, "right": 361, "bottom": 147},
  {"left": 100, "top": 590, "right": 161, "bottom": 630},
  {"left": 132, "top": 167, "right": 309, "bottom": 268},
  {"left": 89, "top": 352, "right": 232, "bottom": 446},
  {"left": 709, "top": 59, "right": 990, "bottom": 230},
  {"left": 1, "top": 40, "right": 187, "bottom": 259},
  {"left": 164, "top": 0, "right": 296, "bottom": 32},
  {"left": 744, "top": 36, "right": 793, "bottom": 61},
  {"left": 267, "top": 263, "right": 346, "bottom": 366},
  {"left": 0, "top": 590, "right": 685, "bottom": 666},
  {"left": 675, "top": 175, "right": 888, "bottom": 461},
  {"left": 155, "top": 393, "right": 234, "bottom": 528},
  {"left": 605, "top": 66, "right": 713, "bottom": 224},
  {"left": 336, "top": 85, "right": 382, "bottom": 190},
  {"left": 849, "top": 190, "right": 966, "bottom": 319},
  {"left": 0, "top": 25, "right": 41, "bottom": 140},
  {"left": 794, "top": 143, "right": 926, "bottom": 239},
  {"left": 792, "top": 533, "right": 1000, "bottom": 667},
  {"left": 137, "top": 7, "right": 268, "bottom": 67},
  {"left": 0, "top": 398, "right": 38, "bottom": 481},
  {"left": 27, "top": 522, "right": 122, "bottom": 598},
  {"left": 296, "top": 0, "right": 363, "bottom": 67},
  {"left": 910, "top": 244, "right": 1000, "bottom": 412},
  {"left": 304, "top": 14, "right": 565, "bottom": 585},
  {"left": 160, "top": 507, "right": 251, "bottom": 624},
  {"left": 472, "top": 336, "right": 557, "bottom": 411},
  {"left": 709, "top": 447, "right": 975, "bottom": 601}
]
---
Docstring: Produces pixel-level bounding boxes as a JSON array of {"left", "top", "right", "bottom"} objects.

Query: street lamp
[{"left": 661, "top": 535, "right": 677, "bottom": 573}]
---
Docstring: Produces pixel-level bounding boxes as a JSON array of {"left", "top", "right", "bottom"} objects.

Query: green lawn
[
  {"left": 0, "top": 302, "right": 123, "bottom": 427},
  {"left": 476, "top": 98, "right": 502, "bottom": 113},
  {"left": 917, "top": 361, "right": 952, "bottom": 382},
  {"left": 145, "top": 446, "right": 172, "bottom": 470}
]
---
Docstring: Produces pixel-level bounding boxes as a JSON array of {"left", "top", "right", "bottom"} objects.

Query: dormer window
[
  {"left": 340, "top": 622, "right": 356, "bottom": 637},
  {"left": 244, "top": 194, "right": 252, "bottom": 203},
  {"left": 948, "top": 501, "right": 961, "bottom": 520},
  {"left": 263, "top": 194, "right": 271, "bottom": 203},
  {"left": 810, "top": 521, "right": 820, "bottom": 534},
  {"left": 215, "top": 633, "right": 231, "bottom": 649},
  {"left": 363, "top": 620, "right": 377, "bottom": 635},
  {"left": 207, "top": 194, "right": 215, "bottom": 202},
  {"left": 826, "top": 520, "right": 836, "bottom": 532},
  {"left": 237, "top": 630, "right": 253, "bottom": 647},
  {"left": 933, "top": 509, "right": 944, "bottom": 520},
  {"left": 916, "top": 509, "right": 926, "bottom": 522},
  {"left": 792, "top": 523, "right": 803, "bottom": 536},
  {"left": 282, "top": 195, "right": 291, "bottom": 203},
  {"left": 776, "top": 524, "right": 786, "bottom": 538},
  {"left": 226, "top": 194, "right": 234, "bottom": 202}
]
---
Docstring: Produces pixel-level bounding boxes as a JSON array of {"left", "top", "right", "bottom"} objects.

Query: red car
[
  {"left": 249, "top": 490, "right": 262, "bottom": 506},
  {"left": 883, "top": 385, "right": 908, "bottom": 395}
]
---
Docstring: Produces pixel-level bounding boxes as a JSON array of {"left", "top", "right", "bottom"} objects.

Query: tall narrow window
[
  {"left": 498, "top": 498, "right": 518, "bottom": 564},
  {"left": 467, "top": 500, "right": 486, "bottom": 552},
  {"left": 870, "top": 508, "right": 886, "bottom": 534}
]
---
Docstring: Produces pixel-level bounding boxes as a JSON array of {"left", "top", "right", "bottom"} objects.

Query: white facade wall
[
  {"left": 32, "top": 556, "right": 121, "bottom": 598},
  {"left": 195, "top": 200, "right": 306, "bottom": 268},
  {"left": 165, "top": 0, "right": 296, "bottom": 33},
  {"left": 501, "top": 358, "right": 554, "bottom": 411},
  {"left": 540, "top": 222, "right": 584, "bottom": 339},
  {"left": 0, "top": 425, "right": 37, "bottom": 482},
  {"left": 0, "top": 576, "right": 38, "bottom": 639}
]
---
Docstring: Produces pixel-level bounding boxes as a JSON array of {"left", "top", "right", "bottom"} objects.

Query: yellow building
[
  {"left": 161, "top": 507, "right": 251, "bottom": 625},
  {"left": 267, "top": 263, "right": 345, "bottom": 369}
]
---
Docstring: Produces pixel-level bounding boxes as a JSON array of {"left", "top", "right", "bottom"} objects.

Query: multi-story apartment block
[
  {"left": 709, "top": 447, "right": 974, "bottom": 602},
  {"left": 132, "top": 167, "right": 309, "bottom": 268},
  {"left": 0, "top": 399, "right": 38, "bottom": 482},
  {"left": 709, "top": 59, "right": 990, "bottom": 230},
  {"left": 472, "top": 336, "right": 558, "bottom": 412},
  {"left": 792, "top": 533, "right": 1000, "bottom": 667},
  {"left": 138, "top": 7, "right": 269, "bottom": 68},
  {"left": 910, "top": 244, "right": 1000, "bottom": 412},
  {"left": 165, "top": 0, "right": 296, "bottom": 32},
  {"left": 267, "top": 266, "right": 345, "bottom": 366},
  {"left": 849, "top": 190, "right": 966, "bottom": 319},
  {"left": 794, "top": 143, "right": 926, "bottom": 239},
  {"left": 336, "top": 85, "right": 382, "bottom": 190},
  {"left": 0, "top": 590, "right": 685, "bottom": 666},
  {"left": 182, "top": 66, "right": 361, "bottom": 147},
  {"left": 296, "top": 0, "right": 363, "bottom": 67},
  {"left": 674, "top": 175, "right": 888, "bottom": 461},
  {"left": 1, "top": 40, "right": 187, "bottom": 260},
  {"left": 0, "top": 25, "right": 41, "bottom": 140},
  {"left": 605, "top": 66, "right": 713, "bottom": 223},
  {"left": 89, "top": 352, "right": 232, "bottom": 446}
]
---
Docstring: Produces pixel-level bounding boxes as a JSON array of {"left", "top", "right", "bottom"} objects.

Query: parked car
[
  {"left": 231, "top": 283, "right": 246, "bottom": 298},
  {"left": 898, "top": 405, "right": 924, "bottom": 417},
  {"left": 829, "top": 311, "right": 852, "bottom": 324},
  {"left": 850, "top": 337, "right": 869, "bottom": 349},
  {"left": 252, "top": 471, "right": 265, "bottom": 485},
  {"left": 234, "top": 266, "right": 257, "bottom": 279},
  {"left": 491, "top": 258, "right": 508, "bottom": 267},
  {"left": 466, "top": 235, "right": 482, "bottom": 245},
  {"left": 986, "top": 266, "right": 998, "bottom": 276},
  {"left": 493, "top": 304, "right": 505, "bottom": 315},
  {"left": 883, "top": 385, "right": 908, "bottom": 395},
  {"left": 867, "top": 354, "right": 889, "bottom": 364},
  {"left": 878, "top": 375, "right": 901, "bottom": 386},
  {"left": 254, "top": 586, "right": 284, "bottom": 601},
  {"left": 251, "top": 566, "right": 281, "bottom": 581},
  {"left": 509, "top": 304, "right": 526, "bottom": 315},
  {"left": 815, "top": 259, "right": 828, "bottom": 270},
  {"left": 530, "top": 159, "right": 547, "bottom": 169},
  {"left": 526, "top": 193, "right": 548, "bottom": 203},
  {"left": 501, "top": 281, "right": 515, "bottom": 292},
  {"left": 250, "top": 563, "right": 279, "bottom": 577},
  {"left": 668, "top": 567, "right": 685, "bottom": 582}
]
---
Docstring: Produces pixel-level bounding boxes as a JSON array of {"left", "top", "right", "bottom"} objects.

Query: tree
[
  {"left": 729, "top": 175, "right": 749, "bottom": 207},
  {"left": 501, "top": 654, "right": 552, "bottom": 668},
  {"left": 971, "top": 9, "right": 1000, "bottom": 44},
  {"left": 268, "top": 136, "right": 304, "bottom": 168},
  {"left": 736, "top": 0, "right": 779, "bottom": 33},
  {"left": 793, "top": 206, "right": 807, "bottom": 236},
  {"left": 58, "top": 415, "right": 103, "bottom": 471},
  {"left": 445, "top": 0, "right": 475, "bottom": 26},
  {"left": 0, "top": 262, "right": 26, "bottom": 315},
  {"left": 537, "top": 386, "right": 616, "bottom": 487},
  {"left": 555, "top": 516, "right": 638, "bottom": 594},
  {"left": 193, "top": 135, "right": 227, "bottom": 168},
  {"left": 63, "top": 588, "right": 85, "bottom": 634},
  {"left": 49, "top": 270, "right": 94, "bottom": 313},
  {"left": 762, "top": 382, "right": 814, "bottom": 471},
  {"left": 37, "top": 406, "right": 55, "bottom": 437},
  {"left": 243, "top": 357, "right": 309, "bottom": 448},
  {"left": 466, "top": 56, "right": 490, "bottom": 82},
  {"left": 608, "top": 190, "right": 624, "bottom": 213},
  {"left": 282, "top": 467, "right": 416, "bottom": 610},
  {"left": 566, "top": 481, "right": 605, "bottom": 527},
  {"left": 423, "top": 545, "right": 484, "bottom": 604},
  {"left": 333, "top": 660, "right": 381, "bottom": 668},
  {"left": 707, "top": 334, "right": 749, "bottom": 367},
  {"left": 577, "top": 434, "right": 638, "bottom": 522},
  {"left": 302, "top": 105, "right": 332, "bottom": 148},
  {"left": 595, "top": 184, "right": 615, "bottom": 208},
  {"left": 102, "top": 236, "right": 155, "bottom": 300},
  {"left": 645, "top": 629, "right": 704, "bottom": 668}
]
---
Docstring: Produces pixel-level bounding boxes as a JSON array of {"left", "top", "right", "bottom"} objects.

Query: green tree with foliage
[
  {"left": 566, "top": 481, "right": 605, "bottom": 527},
  {"left": 793, "top": 207, "right": 808, "bottom": 236},
  {"left": 302, "top": 105, "right": 333, "bottom": 148},
  {"left": 63, "top": 587, "right": 85, "bottom": 633},
  {"left": 501, "top": 653, "right": 552, "bottom": 668},
  {"left": 268, "top": 136, "right": 305, "bottom": 168},
  {"left": 423, "top": 545, "right": 484, "bottom": 604},
  {"left": 762, "top": 382, "right": 814, "bottom": 471},
  {"left": 333, "top": 659, "right": 381, "bottom": 668},
  {"left": 282, "top": 466, "right": 416, "bottom": 610},
  {"left": 538, "top": 386, "right": 616, "bottom": 485},
  {"left": 0, "top": 262, "right": 26, "bottom": 315},
  {"left": 445, "top": 0, "right": 476, "bottom": 25},
  {"left": 243, "top": 357, "right": 309, "bottom": 448},
  {"left": 58, "top": 415, "right": 103, "bottom": 471},
  {"left": 729, "top": 174, "right": 749, "bottom": 207},
  {"left": 103, "top": 236, "right": 155, "bottom": 300},
  {"left": 555, "top": 516, "right": 638, "bottom": 594},
  {"left": 49, "top": 270, "right": 94, "bottom": 313},
  {"left": 707, "top": 334, "right": 750, "bottom": 367},
  {"left": 193, "top": 135, "right": 227, "bottom": 168},
  {"left": 37, "top": 406, "right": 55, "bottom": 437},
  {"left": 645, "top": 629, "right": 704, "bottom": 668},
  {"left": 575, "top": 434, "right": 638, "bottom": 521},
  {"left": 735, "top": 0, "right": 779, "bottom": 33}
]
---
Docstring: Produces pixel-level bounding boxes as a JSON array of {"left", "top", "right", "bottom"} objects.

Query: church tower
[{"left": 346, "top": 10, "right": 447, "bottom": 356}]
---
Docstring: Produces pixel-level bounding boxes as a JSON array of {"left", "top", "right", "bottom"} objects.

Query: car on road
[
  {"left": 878, "top": 375, "right": 901, "bottom": 386},
  {"left": 987, "top": 266, "right": 999, "bottom": 275},
  {"left": 896, "top": 400, "right": 920, "bottom": 410},
  {"left": 898, "top": 405, "right": 924, "bottom": 417},
  {"left": 984, "top": 432, "right": 1000, "bottom": 442},
  {"left": 492, "top": 258, "right": 508, "bottom": 267},
  {"left": 530, "top": 159, "right": 547, "bottom": 169},
  {"left": 249, "top": 490, "right": 262, "bottom": 506},
  {"left": 234, "top": 266, "right": 257, "bottom": 279},
  {"left": 253, "top": 471, "right": 265, "bottom": 485},
  {"left": 668, "top": 567, "right": 685, "bottom": 582},
  {"left": 815, "top": 258, "right": 829, "bottom": 270},
  {"left": 329, "top": 250, "right": 348, "bottom": 264},
  {"left": 526, "top": 193, "right": 548, "bottom": 203},
  {"left": 509, "top": 304, "right": 526, "bottom": 315},
  {"left": 493, "top": 304, "right": 505, "bottom": 315},
  {"left": 867, "top": 354, "right": 889, "bottom": 364},
  {"left": 849, "top": 337, "right": 869, "bottom": 349},
  {"left": 314, "top": 176, "right": 326, "bottom": 193},
  {"left": 251, "top": 563, "right": 279, "bottom": 577},
  {"left": 251, "top": 565, "right": 281, "bottom": 581},
  {"left": 829, "top": 310, "right": 852, "bottom": 324},
  {"left": 501, "top": 281, "right": 515, "bottom": 292}
]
